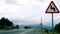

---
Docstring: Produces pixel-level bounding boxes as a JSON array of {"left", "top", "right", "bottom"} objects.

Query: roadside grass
[
  {"left": 0, "top": 28, "right": 19, "bottom": 31},
  {"left": 50, "top": 31, "right": 58, "bottom": 34},
  {"left": 37, "top": 28, "right": 59, "bottom": 34}
]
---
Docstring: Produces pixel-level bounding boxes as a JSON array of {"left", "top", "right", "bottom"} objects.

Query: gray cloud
[
  {"left": 39, "top": 0, "right": 45, "bottom": 2},
  {"left": 4, "top": 0, "right": 17, "bottom": 4}
]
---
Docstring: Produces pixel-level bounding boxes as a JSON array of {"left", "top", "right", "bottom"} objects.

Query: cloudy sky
[{"left": 0, "top": 0, "right": 60, "bottom": 26}]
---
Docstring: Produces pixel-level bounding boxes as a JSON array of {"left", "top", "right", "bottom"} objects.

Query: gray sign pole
[{"left": 52, "top": 13, "right": 54, "bottom": 34}]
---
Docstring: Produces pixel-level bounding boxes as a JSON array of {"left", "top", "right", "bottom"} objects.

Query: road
[
  {"left": 0, "top": 29, "right": 47, "bottom": 34},
  {"left": 23, "top": 29, "right": 47, "bottom": 34}
]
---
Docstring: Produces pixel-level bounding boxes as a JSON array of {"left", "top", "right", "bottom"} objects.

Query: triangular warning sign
[{"left": 45, "top": 1, "right": 59, "bottom": 13}]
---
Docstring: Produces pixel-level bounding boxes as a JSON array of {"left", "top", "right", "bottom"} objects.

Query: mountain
[{"left": 19, "top": 24, "right": 52, "bottom": 30}]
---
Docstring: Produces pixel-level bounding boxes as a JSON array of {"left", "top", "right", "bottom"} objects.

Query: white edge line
[{"left": 20, "top": 29, "right": 35, "bottom": 34}]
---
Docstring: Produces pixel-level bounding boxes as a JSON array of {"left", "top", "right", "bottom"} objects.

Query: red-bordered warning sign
[{"left": 45, "top": 1, "right": 59, "bottom": 13}]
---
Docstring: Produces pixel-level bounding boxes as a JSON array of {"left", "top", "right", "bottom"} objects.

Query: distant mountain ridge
[{"left": 19, "top": 24, "right": 52, "bottom": 30}]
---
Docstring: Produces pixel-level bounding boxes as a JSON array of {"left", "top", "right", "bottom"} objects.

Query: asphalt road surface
[
  {"left": 23, "top": 29, "right": 47, "bottom": 34},
  {"left": 0, "top": 29, "right": 47, "bottom": 34}
]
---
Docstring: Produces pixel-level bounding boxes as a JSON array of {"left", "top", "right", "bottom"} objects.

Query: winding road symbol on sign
[{"left": 50, "top": 5, "right": 55, "bottom": 11}]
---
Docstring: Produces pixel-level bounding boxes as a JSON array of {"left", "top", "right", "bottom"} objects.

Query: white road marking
[
  {"left": 20, "top": 29, "right": 35, "bottom": 34},
  {"left": 0, "top": 29, "right": 27, "bottom": 33}
]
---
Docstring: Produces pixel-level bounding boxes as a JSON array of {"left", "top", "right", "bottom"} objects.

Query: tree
[
  {"left": 24, "top": 26, "right": 31, "bottom": 29},
  {"left": 5, "top": 18, "right": 13, "bottom": 26},
  {"left": 0, "top": 17, "right": 14, "bottom": 29},
  {"left": 16, "top": 25, "right": 19, "bottom": 28},
  {"left": 54, "top": 23, "right": 60, "bottom": 33},
  {"left": 0, "top": 17, "right": 5, "bottom": 25}
]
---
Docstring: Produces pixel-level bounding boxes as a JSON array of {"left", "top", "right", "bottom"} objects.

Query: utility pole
[{"left": 40, "top": 17, "right": 42, "bottom": 34}]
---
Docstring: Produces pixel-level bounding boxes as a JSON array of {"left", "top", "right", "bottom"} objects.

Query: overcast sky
[{"left": 0, "top": 0, "right": 60, "bottom": 26}]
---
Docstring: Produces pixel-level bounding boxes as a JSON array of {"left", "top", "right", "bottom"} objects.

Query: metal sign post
[{"left": 52, "top": 13, "right": 54, "bottom": 34}]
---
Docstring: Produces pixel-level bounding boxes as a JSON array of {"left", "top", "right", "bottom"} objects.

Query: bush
[
  {"left": 54, "top": 23, "right": 60, "bottom": 33},
  {"left": 45, "top": 29, "right": 48, "bottom": 33}
]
